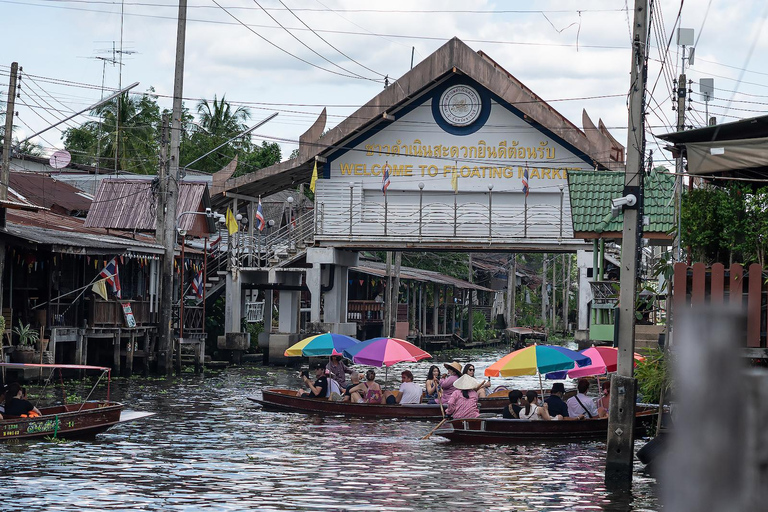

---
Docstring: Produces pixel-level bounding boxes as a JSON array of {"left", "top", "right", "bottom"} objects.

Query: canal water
[{"left": 1, "top": 348, "right": 659, "bottom": 511}]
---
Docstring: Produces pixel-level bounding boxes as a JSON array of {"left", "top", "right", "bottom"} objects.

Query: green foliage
[
  {"left": 634, "top": 348, "right": 672, "bottom": 404},
  {"left": 62, "top": 91, "right": 281, "bottom": 176},
  {"left": 471, "top": 311, "right": 495, "bottom": 343},
  {"left": 13, "top": 320, "right": 39, "bottom": 347},
  {"left": 242, "top": 319, "right": 264, "bottom": 353},
  {"left": 63, "top": 89, "right": 161, "bottom": 174},
  {"left": 681, "top": 182, "right": 768, "bottom": 265},
  {"left": 387, "top": 252, "right": 470, "bottom": 281},
  {"left": 0, "top": 315, "right": 5, "bottom": 338}
]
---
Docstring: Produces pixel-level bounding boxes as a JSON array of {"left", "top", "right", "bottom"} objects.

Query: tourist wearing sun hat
[
  {"left": 445, "top": 374, "right": 483, "bottom": 419},
  {"left": 438, "top": 362, "right": 463, "bottom": 404}
]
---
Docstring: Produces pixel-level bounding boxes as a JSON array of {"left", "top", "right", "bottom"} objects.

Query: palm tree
[
  {"left": 196, "top": 94, "right": 251, "bottom": 137},
  {"left": 93, "top": 92, "right": 160, "bottom": 174}
]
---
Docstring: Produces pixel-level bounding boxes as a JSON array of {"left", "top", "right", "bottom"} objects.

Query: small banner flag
[
  {"left": 255, "top": 199, "right": 266, "bottom": 232},
  {"left": 92, "top": 279, "right": 108, "bottom": 300},
  {"left": 451, "top": 167, "right": 459, "bottom": 193},
  {"left": 99, "top": 257, "right": 122, "bottom": 299},
  {"left": 522, "top": 164, "right": 530, "bottom": 198},
  {"left": 310, "top": 160, "right": 319, "bottom": 193},
  {"left": 381, "top": 161, "right": 391, "bottom": 195},
  {"left": 191, "top": 270, "right": 204, "bottom": 299},
  {"left": 226, "top": 207, "right": 238, "bottom": 235}
]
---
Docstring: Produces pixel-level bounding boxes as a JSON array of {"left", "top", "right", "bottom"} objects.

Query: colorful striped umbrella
[
  {"left": 284, "top": 333, "right": 359, "bottom": 357},
  {"left": 342, "top": 337, "right": 431, "bottom": 367},
  {"left": 484, "top": 344, "right": 592, "bottom": 377},
  {"left": 546, "top": 346, "right": 645, "bottom": 380}
]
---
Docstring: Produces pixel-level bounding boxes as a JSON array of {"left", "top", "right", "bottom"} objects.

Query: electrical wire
[
  {"left": 249, "top": 0, "right": 381, "bottom": 82},
  {"left": 278, "top": 0, "right": 387, "bottom": 79}
]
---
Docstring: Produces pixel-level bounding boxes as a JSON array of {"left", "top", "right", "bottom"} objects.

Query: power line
[
  {"left": 278, "top": 0, "right": 387, "bottom": 79},
  {"left": 250, "top": 0, "right": 381, "bottom": 82}
]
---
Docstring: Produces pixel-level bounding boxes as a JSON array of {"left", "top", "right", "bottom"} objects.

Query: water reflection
[{"left": 1, "top": 348, "right": 659, "bottom": 511}]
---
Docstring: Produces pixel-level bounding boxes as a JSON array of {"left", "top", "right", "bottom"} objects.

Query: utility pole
[
  {"left": 506, "top": 253, "right": 516, "bottom": 328},
  {"left": 606, "top": 0, "right": 648, "bottom": 488},
  {"left": 156, "top": 113, "right": 169, "bottom": 248},
  {"left": 0, "top": 62, "right": 19, "bottom": 312},
  {"left": 541, "top": 254, "right": 547, "bottom": 324},
  {"left": 391, "top": 252, "right": 401, "bottom": 336},
  {"left": 158, "top": 0, "right": 187, "bottom": 375}
]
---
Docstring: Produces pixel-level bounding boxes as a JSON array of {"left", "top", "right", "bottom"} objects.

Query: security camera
[
  {"left": 610, "top": 194, "right": 637, "bottom": 218},
  {"left": 205, "top": 207, "right": 212, "bottom": 218}
]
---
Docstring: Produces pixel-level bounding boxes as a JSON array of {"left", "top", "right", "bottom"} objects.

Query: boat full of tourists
[
  {"left": 431, "top": 405, "right": 659, "bottom": 443},
  {"left": 249, "top": 388, "right": 509, "bottom": 419}
]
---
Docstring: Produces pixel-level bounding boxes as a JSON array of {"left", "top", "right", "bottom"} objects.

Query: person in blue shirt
[{"left": 545, "top": 382, "right": 570, "bottom": 418}]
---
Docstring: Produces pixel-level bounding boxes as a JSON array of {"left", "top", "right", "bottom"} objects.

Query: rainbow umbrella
[
  {"left": 485, "top": 344, "right": 591, "bottom": 399},
  {"left": 284, "top": 333, "right": 359, "bottom": 357},
  {"left": 546, "top": 346, "right": 645, "bottom": 380},
  {"left": 342, "top": 337, "right": 431, "bottom": 367}
]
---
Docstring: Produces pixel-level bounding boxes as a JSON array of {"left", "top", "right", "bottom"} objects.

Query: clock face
[{"left": 439, "top": 85, "right": 482, "bottom": 127}]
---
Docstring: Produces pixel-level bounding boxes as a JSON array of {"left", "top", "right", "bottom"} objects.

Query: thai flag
[
  {"left": 99, "top": 257, "right": 122, "bottom": 299},
  {"left": 522, "top": 165, "right": 530, "bottom": 198},
  {"left": 255, "top": 200, "right": 265, "bottom": 232},
  {"left": 381, "top": 162, "right": 391, "bottom": 195},
  {"left": 191, "top": 270, "right": 204, "bottom": 299}
]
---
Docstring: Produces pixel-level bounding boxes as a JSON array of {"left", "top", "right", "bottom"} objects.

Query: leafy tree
[
  {"left": 63, "top": 89, "right": 161, "bottom": 174},
  {"left": 180, "top": 95, "right": 280, "bottom": 175}
]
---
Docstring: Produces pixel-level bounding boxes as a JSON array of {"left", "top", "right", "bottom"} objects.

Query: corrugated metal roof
[
  {"left": 352, "top": 261, "right": 492, "bottom": 292},
  {"left": 567, "top": 170, "right": 675, "bottom": 238},
  {"left": 85, "top": 178, "right": 213, "bottom": 234},
  {"left": 9, "top": 171, "right": 92, "bottom": 214},
  {"left": 5, "top": 209, "right": 163, "bottom": 254}
]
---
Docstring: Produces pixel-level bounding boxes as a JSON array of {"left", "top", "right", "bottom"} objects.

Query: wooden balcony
[
  {"left": 347, "top": 300, "right": 384, "bottom": 323},
  {"left": 90, "top": 299, "right": 157, "bottom": 328}
]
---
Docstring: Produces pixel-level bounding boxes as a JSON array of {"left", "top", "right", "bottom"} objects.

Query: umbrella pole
[{"left": 538, "top": 371, "right": 544, "bottom": 404}]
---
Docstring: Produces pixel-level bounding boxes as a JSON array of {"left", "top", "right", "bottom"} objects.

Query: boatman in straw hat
[
  {"left": 439, "top": 362, "right": 463, "bottom": 404},
  {"left": 446, "top": 374, "right": 484, "bottom": 419}
]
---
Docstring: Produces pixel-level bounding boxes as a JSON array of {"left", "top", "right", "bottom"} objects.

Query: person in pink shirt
[
  {"left": 446, "top": 374, "right": 482, "bottom": 419},
  {"left": 438, "top": 361, "right": 463, "bottom": 404}
]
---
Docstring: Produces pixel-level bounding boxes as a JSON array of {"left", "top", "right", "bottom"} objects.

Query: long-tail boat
[
  {"left": 1, "top": 363, "right": 152, "bottom": 440},
  {"left": 249, "top": 388, "right": 509, "bottom": 419},
  {"left": 431, "top": 406, "right": 659, "bottom": 443}
]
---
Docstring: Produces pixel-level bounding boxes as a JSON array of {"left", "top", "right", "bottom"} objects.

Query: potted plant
[{"left": 10, "top": 320, "right": 40, "bottom": 364}]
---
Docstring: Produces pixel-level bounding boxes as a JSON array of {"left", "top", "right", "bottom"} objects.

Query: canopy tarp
[{"left": 686, "top": 137, "right": 768, "bottom": 175}]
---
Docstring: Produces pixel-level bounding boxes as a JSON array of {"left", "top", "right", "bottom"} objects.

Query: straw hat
[
  {"left": 444, "top": 361, "right": 462, "bottom": 374},
  {"left": 453, "top": 374, "right": 481, "bottom": 390}
]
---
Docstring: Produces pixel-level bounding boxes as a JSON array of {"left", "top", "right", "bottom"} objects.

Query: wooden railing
[
  {"left": 90, "top": 299, "right": 157, "bottom": 328},
  {"left": 673, "top": 262, "right": 765, "bottom": 348},
  {"left": 347, "top": 300, "right": 384, "bottom": 322}
]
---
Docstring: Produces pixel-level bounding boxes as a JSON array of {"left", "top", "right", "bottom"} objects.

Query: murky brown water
[{"left": 1, "top": 348, "right": 659, "bottom": 511}]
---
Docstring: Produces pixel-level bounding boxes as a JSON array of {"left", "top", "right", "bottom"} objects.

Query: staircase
[{"left": 199, "top": 209, "right": 316, "bottom": 303}]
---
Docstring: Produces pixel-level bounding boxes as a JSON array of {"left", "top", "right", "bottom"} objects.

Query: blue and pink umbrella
[{"left": 343, "top": 337, "right": 431, "bottom": 367}]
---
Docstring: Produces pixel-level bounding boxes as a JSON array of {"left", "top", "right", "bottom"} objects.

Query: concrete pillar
[
  {"left": 306, "top": 247, "right": 358, "bottom": 336},
  {"left": 278, "top": 288, "right": 300, "bottom": 334},
  {"left": 225, "top": 271, "right": 242, "bottom": 333},
  {"left": 307, "top": 263, "right": 322, "bottom": 324},
  {"left": 432, "top": 283, "right": 439, "bottom": 335}
]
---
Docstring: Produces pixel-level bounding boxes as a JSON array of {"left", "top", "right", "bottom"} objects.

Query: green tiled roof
[{"left": 568, "top": 170, "right": 675, "bottom": 236}]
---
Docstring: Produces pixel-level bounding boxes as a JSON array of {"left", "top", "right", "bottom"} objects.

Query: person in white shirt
[
  {"left": 566, "top": 378, "right": 599, "bottom": 418},
  {"left": 384, "top": 370, "right": 423, "bottom": 404}
]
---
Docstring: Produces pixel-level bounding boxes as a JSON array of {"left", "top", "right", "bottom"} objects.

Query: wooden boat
[
  {"left": 1, "top": 362, "right": 153, "bottom": 441},
  {"left": 432, "top": 406, "right": 659, "bottom": 443},
  {"left": 249, "top": 388, "right": 509, "bottom": 419}
]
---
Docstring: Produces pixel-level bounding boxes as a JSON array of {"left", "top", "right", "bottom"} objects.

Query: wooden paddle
[
  {"left": 422, "top": 389, "right": 446, "bottom": 440},
  {"left": 422, "top": 418, "right": 448, "bottom": 440}
]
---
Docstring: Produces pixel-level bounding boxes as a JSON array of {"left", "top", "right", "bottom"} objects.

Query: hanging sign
[{"left": 121, "top": 302, "right": 136, "bottom": 328}]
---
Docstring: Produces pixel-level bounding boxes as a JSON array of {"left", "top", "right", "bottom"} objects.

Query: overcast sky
[{"left": 2, "top": 0, "right": 767, "bottom": 171}]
